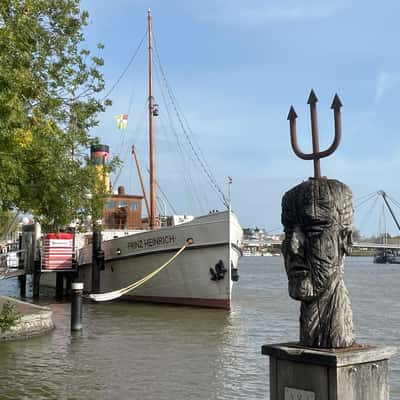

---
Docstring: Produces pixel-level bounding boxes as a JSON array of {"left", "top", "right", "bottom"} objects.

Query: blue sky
[{"left": 81, "top": 0, "right": 400, "bottom": 237}]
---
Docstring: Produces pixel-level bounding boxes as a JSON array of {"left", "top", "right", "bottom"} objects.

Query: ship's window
[
  {"left": 106, "top": 200, "right": 115, "bottom": 210},
  {"left": 130, "top": 201, "right": 138, "bottom": 211}
]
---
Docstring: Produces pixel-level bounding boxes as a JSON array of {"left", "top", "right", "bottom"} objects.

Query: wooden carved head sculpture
[{"left": 281, "top": 91, "right": 355, "bottom": 348}]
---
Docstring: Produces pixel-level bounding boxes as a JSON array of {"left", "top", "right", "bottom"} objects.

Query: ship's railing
[{"left": 102, "top": 223, "right": 149, "bottom": 230}]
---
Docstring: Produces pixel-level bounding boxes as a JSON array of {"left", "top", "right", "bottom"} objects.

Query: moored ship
[
  {"left": 72, "top": 209, "right": 242, "bottom": 309},
  {"left": 38, "top": 10, "right": 243, "bottom": 309}
]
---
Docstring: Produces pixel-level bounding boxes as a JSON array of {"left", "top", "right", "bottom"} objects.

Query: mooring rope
[{"left": 85, "top": 238, "right": 193, "bottom": 302}]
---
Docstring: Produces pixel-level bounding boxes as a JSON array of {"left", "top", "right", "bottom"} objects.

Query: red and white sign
[{"left": 42, "top": 233, "right": 74, "bottom": 271}]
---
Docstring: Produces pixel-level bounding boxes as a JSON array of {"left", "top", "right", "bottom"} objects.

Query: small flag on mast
[{"left": 115, "top": 114, "right": 128, "bottom": 130}]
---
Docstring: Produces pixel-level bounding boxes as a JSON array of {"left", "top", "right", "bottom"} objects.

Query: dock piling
[
  {"left": 56, "top": 272, "right": 64, "bottom": 299},
  {"left": 18, "top": 236, "right": 26, "bottom": 297},
  {"left": 18, "top": 275, "right": 26, "bottom": 298},
  {"left": 91, "top": 229, "right": 102, "bottom": 293},
  {"left": 32, "top": 261, "right": 41, "bottom": 298}
]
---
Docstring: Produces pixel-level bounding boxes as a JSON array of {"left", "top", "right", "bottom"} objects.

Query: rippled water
[{"left": 0, "top": 257, "right": 399, "bottom": 399}]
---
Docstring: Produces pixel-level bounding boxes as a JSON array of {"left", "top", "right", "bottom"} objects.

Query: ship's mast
[{"left": 148, "top": 9, "right": 156, "bottom": 229}]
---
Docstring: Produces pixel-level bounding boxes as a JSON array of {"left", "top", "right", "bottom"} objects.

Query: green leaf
[{"left": 0, "top": 0, "right": 115, "bottom": 230}]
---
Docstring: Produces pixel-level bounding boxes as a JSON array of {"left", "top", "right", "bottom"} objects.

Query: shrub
[{"left": 0, "top": 301, "right": 21, "bottom": 332}]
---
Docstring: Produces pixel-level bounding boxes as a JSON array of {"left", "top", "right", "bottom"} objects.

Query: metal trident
[{"left": 287, "top": 89, "right": 342, "bottom": 178}]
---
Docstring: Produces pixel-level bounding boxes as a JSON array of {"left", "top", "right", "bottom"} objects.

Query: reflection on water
[{"left": 0, "top": 257, "right": 399, "bottom": 399}]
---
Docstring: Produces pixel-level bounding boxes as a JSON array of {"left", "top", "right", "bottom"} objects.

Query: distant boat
[
  {"left": 242, "top": 250, "right": 273, "bottom": 257},
  {"left": 374, "top": 249, "right": 400, "bottom": 264},
  {"left": 373, "top": 249, "right": 390, "bottom": 264}
]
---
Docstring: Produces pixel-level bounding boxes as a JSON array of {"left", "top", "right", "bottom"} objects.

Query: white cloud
[
  {"left": 192, "top": 0, "right": 339, "bottom": 26},
  {"left": 374, "top": 71, "right": 400, "bottom": 105}
]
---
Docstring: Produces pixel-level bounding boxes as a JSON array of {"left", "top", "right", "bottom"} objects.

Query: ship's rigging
[{"left": 99, "top": 12, "right": 229, "bottom": 218}]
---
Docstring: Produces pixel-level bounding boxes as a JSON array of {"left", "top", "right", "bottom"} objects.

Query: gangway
[{"left": 0, "top": 250, "right": 26, "bottom": 280}]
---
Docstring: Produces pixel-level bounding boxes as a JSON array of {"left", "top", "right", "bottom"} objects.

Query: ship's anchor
[
  {"left": 287, "top": 89, "right": 343, "bottom": 178},
  {"left": 210, "top": 260, "right": 227, "bottom": 281}
]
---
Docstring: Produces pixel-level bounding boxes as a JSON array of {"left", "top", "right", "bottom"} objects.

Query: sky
[{"left": 80, "top": 0, "right": 400, "bottom": 237}]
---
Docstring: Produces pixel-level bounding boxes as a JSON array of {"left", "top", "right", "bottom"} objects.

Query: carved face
[
  {"left": 281, "top": 179, "right": 353, "bottom": 303},
  {"left": 282, "top": 222, "right": 345, "bottom": 302}
]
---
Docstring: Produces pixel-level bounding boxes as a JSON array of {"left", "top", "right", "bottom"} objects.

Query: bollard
[{"left": 71, "top": 282, "right": 83, "bottom": 331}]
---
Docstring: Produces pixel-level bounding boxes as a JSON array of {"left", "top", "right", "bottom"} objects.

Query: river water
[{"left": 0, "top": 256, "right": 399, "bottom": 400}]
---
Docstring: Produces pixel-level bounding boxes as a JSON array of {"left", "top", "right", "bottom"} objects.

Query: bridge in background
[
  {"left": 244, "top": 239, "right": 400, "bottom": 251},
  {"left": 352, "top": 242, "right": 400, "bottom": 250}
]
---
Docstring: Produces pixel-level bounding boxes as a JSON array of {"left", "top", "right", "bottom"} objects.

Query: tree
[
  {"left": 0, "top": 0, "right": 114, "bottom": 230},
  {"left": 0, "top": 209, "right": 19, "bottom": 239}
]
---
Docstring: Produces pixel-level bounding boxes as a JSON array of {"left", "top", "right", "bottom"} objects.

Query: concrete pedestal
[{"left": 262, "top": 343, "right": 397, "bottom": 400}]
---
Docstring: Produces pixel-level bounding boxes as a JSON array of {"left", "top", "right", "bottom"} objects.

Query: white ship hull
[{"left": 42, "top": 210, "right": 242, "bottom": 309}]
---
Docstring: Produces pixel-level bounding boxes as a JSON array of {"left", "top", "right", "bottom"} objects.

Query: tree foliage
[
  {"left": 0, "top": 0, "right": 113, "bottom": 230},
  {"left": 0, "top": 209, "right": 19, "bottom": 239}
]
